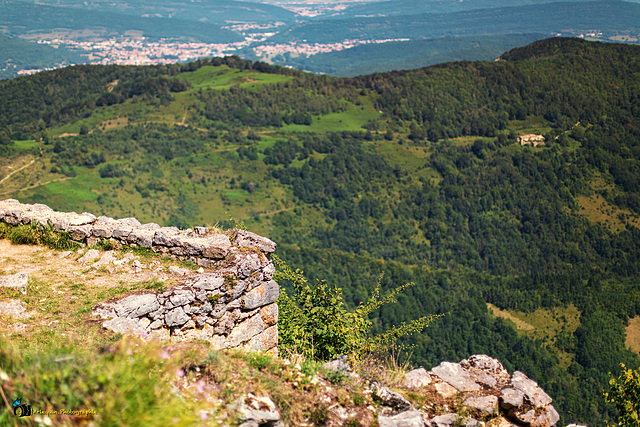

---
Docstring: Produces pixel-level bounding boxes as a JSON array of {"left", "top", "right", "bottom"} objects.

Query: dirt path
[{"left": 0, "top": 159, "right": 35, "bottom": 185}]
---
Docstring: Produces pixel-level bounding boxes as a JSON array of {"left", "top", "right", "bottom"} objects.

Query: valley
[{"left": 1, "top": 38, "right": 640, "bottom": 424}]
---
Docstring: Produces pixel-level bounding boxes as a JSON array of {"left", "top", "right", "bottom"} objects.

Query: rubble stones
[
  {"left": 431, "top": 414, "right": 478, "bottom": 427},
  {"left": 420, "top": 355, "right": 562, "bottom": 427},
  {"left": 111, "top": 294, "right": 160, "bottom": 318},
  {"left": 233, "top": 229, "right": 277, "bottom": 253},
  {"left": 500, "top": 388, "right": 525, "bottom": 410},
  {"left": 243, "top": 280, "right": 279, "bottom": 309}
]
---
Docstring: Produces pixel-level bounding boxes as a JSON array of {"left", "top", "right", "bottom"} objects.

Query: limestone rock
[
  {"left": 0, "top": 299, "right": 34, "bottom": 318},
  {"left": 226, "top": 314, "right": 266, "bottom": 347},
  {"left": 243, "top": 280, "right": 279, "bottom": 309},
  {"left": 372, "top": 383, "right": 411, "bottom": 411},
  {"left": 68, "top": 224, "right": 92, "bottom": 240},
  {"left": 169, "top": 289, "right": 196, "bottom": 307},
  {"left": 464, "top": 395, "right": 499, "bottom": 415},
  {"left": 202, "top": 234, "right": 231, "bottom": 259},
  {"left": 110, "top": 294, "right": 160, "bottom": 318},
  {"left": 500, "top": 388, "right": 524, "bottom": 410},
  {"left": 378, "top": 409, "right": 426, "bottom": 427},
  {"left": 234, "top": 229, "right": 277, "bottom": 253},
  {"left": 102, "top": 317, "right": 146, "bottom": 335},
  {"left": 431, "top": 361, "right": 481, "bottom": 392},
  {"left": 92, "top": 217, "right": 119, "bottom": 238},
  {"left": 243, "top": 325, "right": 278, "bottom": 352},
  {"left": 434, "top": 381, "right": 458, "bottom": 398},
  {"left": 185, "top": 273, "right": 225, "bottom": 291},
  {"left": 259, "top": 303, "right": 278, "bottom": 327},
  {"left": 168, "top": 266, "right": 191, "bottom": 276},
  {"left": 0, "top": 273, "right": 28, "bottom": 294},
  {"left": 323, "top": 357, "right": 351, "bottom": 373},
  {"left": 127, "top": 228, "right": 156, "bottom": 248},
  {"left": 403, "top": 368, "right": 432, "bottom": 389},
  {"left": 152, "top": 227, "right": 181, "bottom": 246},
  {"left": 165, "top": 306, "right": 190, "bottom": 327},
  {"left": 232, "top": 394, "right": 282, "bottom": 427},
  {"left": 431, "top": 414, "right": 478, "bottom": 427},
  {"left": 78, "top": 249, "right": 100, "bottom": 264},
  {"left": 510, "top": 371, "right": 553, "bottom": 407}
]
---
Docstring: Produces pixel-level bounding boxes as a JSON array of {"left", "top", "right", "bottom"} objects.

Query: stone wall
[{"left": 0, "top": 199, "right": 279, "bottom": 354}]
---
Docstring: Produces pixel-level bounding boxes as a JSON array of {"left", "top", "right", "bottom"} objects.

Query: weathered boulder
[
  {"left": 431, "top": 361, "right": 481, "bottom": 392},
  {"left": 510, "top": 371, "right": 553, "bottom": 407},
  {"left": 234, "top": 229, "right": 277, "bottom": 253},
  {"left": 403, "top": 368, "right": 432, "bottom": 389},
  {"left": 372, "top": 383, "right": 412, "bottom": 411},
  {"left": 378, "top": 409, "right": 426, "bottom": 427}
]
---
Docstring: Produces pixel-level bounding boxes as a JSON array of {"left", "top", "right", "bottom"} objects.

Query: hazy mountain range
[{"left": 1, "top": 0, "right": 639, "bottom": 78}]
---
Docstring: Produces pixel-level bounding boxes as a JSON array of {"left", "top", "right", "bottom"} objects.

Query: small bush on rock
[{"left": 274, "top": 255, "right": 442, "bottom": 362}]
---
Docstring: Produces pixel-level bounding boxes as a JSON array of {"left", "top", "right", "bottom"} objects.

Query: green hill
[{"left": 1, "top": 38, "right": 640, "bottom": 424}]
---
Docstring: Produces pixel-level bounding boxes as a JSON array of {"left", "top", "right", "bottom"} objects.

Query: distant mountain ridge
[{"left": 270, "top": 0, "right": 640, "bottom": 44}]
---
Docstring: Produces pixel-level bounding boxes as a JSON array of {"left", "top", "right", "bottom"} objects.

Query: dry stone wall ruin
[{"left": 0, "top": 199, "right": 279, "bottom": 354}]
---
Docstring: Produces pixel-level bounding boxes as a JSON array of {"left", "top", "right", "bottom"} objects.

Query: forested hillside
[{"left": 1, "top": 38, "right": 639, "bottom": 425}]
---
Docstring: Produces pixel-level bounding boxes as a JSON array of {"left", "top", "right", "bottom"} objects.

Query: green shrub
[
  {"left": 1, "top": 222, "right": 79, "bottom": 250},
  {"left": 274, "top": 255, "right": 442, "bottom": 362},
  {"left": 605, "top": 363, "right": 640, "bottom": 427}
]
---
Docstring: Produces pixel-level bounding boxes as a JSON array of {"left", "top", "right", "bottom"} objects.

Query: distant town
[{"left": 17, "top": 31, "right": 412, "bottom": 75}]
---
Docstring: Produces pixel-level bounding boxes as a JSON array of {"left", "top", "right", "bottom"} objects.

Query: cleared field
[
  {"left": 574, "top": 175, "right": 640, "bottom": 232},
  {"left": 626, "top": 316, "right": 640, "bottom": 354},
  {"left": 487, "top": 303, "right": 581, "bottom": 367},
  {"left": 487, "top": 303, "right": 535, "bottom": 331}
]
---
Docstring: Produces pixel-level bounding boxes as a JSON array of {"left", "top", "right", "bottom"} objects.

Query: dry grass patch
[
  {"left": 487, "top": 303, "right": 581, "bottom": 368},
  {"left": 625, "top": 316, "right": 640, "bottom": 354}
]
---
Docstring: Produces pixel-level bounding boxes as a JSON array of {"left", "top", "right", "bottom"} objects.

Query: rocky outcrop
[
  {"left": 318, "top": 354, "right": 563, "bottom": 426},
  {"left": 384, "top": 354, "right": 559, "bottom": 427}
]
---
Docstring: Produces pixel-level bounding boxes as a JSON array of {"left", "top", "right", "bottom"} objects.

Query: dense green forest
[
  {"left": 1, "top": 38, "right": 640, "bottom": 425},
  {"left": 257, "top": 34, "right": 547, "bottom": 77}
]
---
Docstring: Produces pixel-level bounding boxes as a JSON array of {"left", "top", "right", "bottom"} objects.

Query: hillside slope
[{"left": 0, "top": 38, "right": 639, "bottom": 424}]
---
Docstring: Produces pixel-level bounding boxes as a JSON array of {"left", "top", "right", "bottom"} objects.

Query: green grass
[
  {"left": 281, "top": 99, "right": 380, "bottom": 133},
  {"left": 12, "top": 139, "right": 40, "bottom": 151},
  {"left": 181, "top": 65, "right": 292, "bottom": 91}
]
